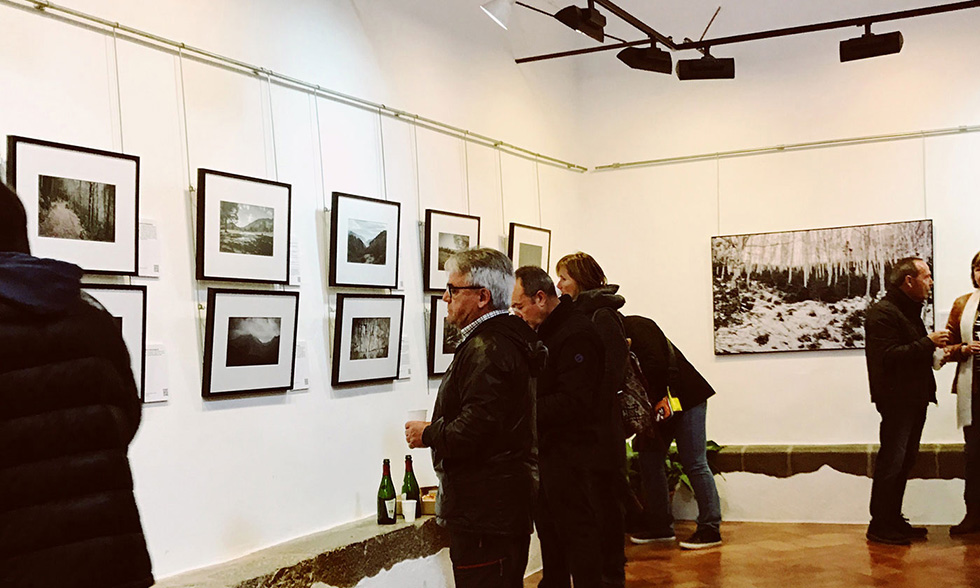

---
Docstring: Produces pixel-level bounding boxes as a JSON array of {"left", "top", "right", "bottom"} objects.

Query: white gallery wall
[{"left": 3, "top": 0, "right": 980, "bottom": 581}]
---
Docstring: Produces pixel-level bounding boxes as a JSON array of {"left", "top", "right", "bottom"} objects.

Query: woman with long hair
[{"left": 943, "top": 251, "right": 980, "bottom": 535}]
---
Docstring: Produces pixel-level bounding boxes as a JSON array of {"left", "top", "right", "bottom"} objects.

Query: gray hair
[{"left": 446, "top": 248, "right": 514, "bottom": 312}]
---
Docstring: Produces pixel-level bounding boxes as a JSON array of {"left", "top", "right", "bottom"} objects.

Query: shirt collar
[{"left": 459, "top": 309, "right": 509, "bottom": 342}]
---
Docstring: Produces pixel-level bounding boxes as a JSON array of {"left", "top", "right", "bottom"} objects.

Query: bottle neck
[{"left": 383, "top": 463, "right": 391, "bottom": 477}]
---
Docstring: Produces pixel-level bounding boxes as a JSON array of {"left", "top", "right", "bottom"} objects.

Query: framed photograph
[
  {"left": 329, "top": 192, "right": 401, "bottom": 288},
  {"left": 508, "top": 223, "right": 551, "bottom": 270},
  {"left": 203, "top": 288, "right": 300, "bottom": 397},
  {"left": 711, "top": 219, "right": 934, "bottom": 355},
  {"left": 428, "top": 295, "right": 462, "bottom": 376},
  {"left": 333, "top": 294, "right": 405, "bottom": 386},
  {"left": 81, "top": 284, "right": 147, "bottom": 401},
  {"left": 196, "top": 168, "right": 291, "bottom": 283},
  {"left": 7, "top": 135, "right": 140, "bottom": 275},
  {"left": 424, "top": 209, "right": 481, "bottom": 291}
]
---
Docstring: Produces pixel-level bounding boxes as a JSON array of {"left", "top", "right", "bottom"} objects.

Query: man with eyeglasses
[{"left": 405, "top": 248, "right": 543, "bottom": 588}]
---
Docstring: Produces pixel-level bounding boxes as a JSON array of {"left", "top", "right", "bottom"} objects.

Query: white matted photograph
[
  {"left": 203, "top": 288, "right": 300, "bottom": 397},
  {"left": 428, "top": 295, "right": 461, "bottom": 376},
  {"left": 7, "top": 135, "right": 140, "bottom": 275},
  {"left": 332, "top": 294, "right": 405, "bottom": 386},
  {"left": 424, "top": 209, "right": 481, "bottom": 291},
  {"left": 81, "top": 284, "right": 147, "bottom": 401},
  {"left": 329, "top": 192, "right": 401, "bottom": 288},
  {"left": 508, "top": 222, "right": 551, "bottom": 270},
  {"left": 196, "top": 168, "right": 292, "bottom": 284}
]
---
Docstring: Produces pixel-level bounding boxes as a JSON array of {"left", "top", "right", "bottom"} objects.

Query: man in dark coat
[
  {"left": 512, "top": 265, "right": 604, "bottom": 588},
  {"left": 0, "top": 182, "right": 154, "bottom": 588},
  {"left": 406, "top": 248, "right": 541, "bottom": 588},
  {"left": 865, "top": 256, "right": 949, "bottom": 545}
]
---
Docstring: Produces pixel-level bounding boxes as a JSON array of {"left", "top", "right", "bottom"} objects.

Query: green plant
[{"left": 626, "top": 437, "right": 724, "bottom": 495}]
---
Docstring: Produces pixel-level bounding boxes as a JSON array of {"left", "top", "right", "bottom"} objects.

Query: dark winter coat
[
  {"left": 536, "top": 296, "right": 604, "bottom": 465},
  {"left": 573, "top": 286, "right": 628, "bottom": 471},
  {"left": 623, "top": 315, "right": 716, "bottom": 451},
  {"left": 0, "top": 252, "right": 153, "bottom": 588},
  {"left": 864, "top": 288, "right": 938, "bottom": 409},
  {"left": 423, "top": 313, "right": 543, "bottom": 536}
]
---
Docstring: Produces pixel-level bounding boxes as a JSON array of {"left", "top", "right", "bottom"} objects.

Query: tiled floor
[{"left": 525, "top": 521, "right": 980, "bottom": 587}]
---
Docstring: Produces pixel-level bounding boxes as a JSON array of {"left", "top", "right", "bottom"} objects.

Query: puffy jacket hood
[
  {"left": 0, "top": 252, "right": 83, "bottom": 315},
  {"left": 574, "top": 284, "right": 626, "bottom": 314}
]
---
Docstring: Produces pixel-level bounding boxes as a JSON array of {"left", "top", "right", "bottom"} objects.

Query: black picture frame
[
  {"left": 81, "top": 283, "right": 147, "bottom": 401},
  {"left": 423, "top": 209, "right": 481, "bottom": 291},
  {"left": 202, "top": 288, "right": 300, "bottom": 398},
  {"left": 329, "top": 192, "right": 401, "bottom": 288},
  {"left": 196, "top": 168, "right": 292, "bottom": 284},
  {"left": 332, "top": 293, "right": 405, "bottom": 386},
  {"left": 428, "top": 295, "right": 461, "bottom": 376},
  {"left": 508, "top": 222, "right": 552, "bottom": 270},
  {"left": 7, "top": 135, "right": 140, "bottom": 275}
]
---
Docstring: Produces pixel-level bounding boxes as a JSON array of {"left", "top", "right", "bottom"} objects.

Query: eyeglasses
[{"left": 445, "top": 283, "right": 484, "bottom": 300}]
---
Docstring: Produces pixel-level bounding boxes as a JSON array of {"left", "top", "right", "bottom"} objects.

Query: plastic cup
[
  {"left": 403, "top": 500, "right": 418, "bottom": 523},
  {"left": 407, "top": 409, "right": 427, "bottom": 422}
]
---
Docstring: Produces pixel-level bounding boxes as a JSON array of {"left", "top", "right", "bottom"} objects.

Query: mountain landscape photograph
[
  {"left": 226, "top": 316, "right": 282, "bottom": 366},
  {"left": 219, "top": 201, "right": 275, "bottom": 256},
  {"left": 347, "top": 218, "right": 387, "bottom": 265}
]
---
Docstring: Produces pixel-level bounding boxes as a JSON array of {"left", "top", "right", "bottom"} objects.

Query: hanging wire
[
  {"left": 177, "top": 47, "right": 193, "bottom": 193},
  {"left": 265, "top": 72, "right": 279, "bottom": 182},
  {"left": 463, "top": 136, "right": 472, "bottom": 215},
  {"left": 378, "top": 108, "right": 389, "bottom": 202},
  {"left": 716, "top": 155, "right": 721, "bottom": 235},
  {"left": 535, "top": 161, "right": 542, "bottom": 227},
  {"left": 413, "top": 122, "right": 422, "bottom": 218},
  {"left": 921, "top": 135, "right": 928, "bottom": 218},
  {"left": 312, "top": 92, "right": 326, "bottom": 211},
  {"left": 111, "top": 26, "right": 125, "bottom": 152},
  {"left": 498, "top": 149, "right": 506, "bottom": 234}
]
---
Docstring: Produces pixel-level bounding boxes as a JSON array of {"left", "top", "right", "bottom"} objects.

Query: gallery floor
[{"left": 523, "top": 521, "right": 980, "bottom": 587}]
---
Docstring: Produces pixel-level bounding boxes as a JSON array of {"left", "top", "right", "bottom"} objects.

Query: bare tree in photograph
[
  {"left": 38, "top": 175, "right": 116, "bottom": 242},
  {"left": 712, "top": 220, "right": 933, "bottom": 354},
  {"left": 350, "top": 317, "right": 391, "bottom": 360},
  {"left": 219, "top": 201, "right": 275, "bottom": 256}
]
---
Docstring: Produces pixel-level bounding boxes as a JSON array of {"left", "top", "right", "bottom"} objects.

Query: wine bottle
[
  {"left": 377, "top": 459, "right": 396, "bottom": 525},
  {"left": 402, "top": 455, "right": 421, "bottom": 519}
]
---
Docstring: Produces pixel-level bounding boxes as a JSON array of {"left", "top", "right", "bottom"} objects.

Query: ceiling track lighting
[{"left": 502, "top": 0, "right": 980, "bottom": 80}]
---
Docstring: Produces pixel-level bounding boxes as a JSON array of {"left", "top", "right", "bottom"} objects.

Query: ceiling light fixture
[
  {"left": 840, "top": 27, "right": 904, "bottom": 62},
  {"left": 554, "top": 1, "right": 607, "bottom": 43},
  {"left": 617, "top": 43, "right": 672, "bottom": 74},
  {"left": 480, "top": 0, "right": 516, "bottom": 30},
  {"left": 675, "top": 52, "right": 735, "bottom": 80}
]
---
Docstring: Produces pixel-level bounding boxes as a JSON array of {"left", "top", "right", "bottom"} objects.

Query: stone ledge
[
  {"left": 154, "top": 516, "right": 448, "bottom": 588},
  {"left": 713, "top": 443, "right": 965, "bottom": 480}
]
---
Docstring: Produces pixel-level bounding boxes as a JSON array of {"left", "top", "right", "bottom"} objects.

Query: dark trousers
[
  {"left": 869, "top": 403, "right": 927, "bottom": 527},
  {"left": 536, "top": 456, "right": 602, "bottom": 588},
  {"left": 964, "top": 393, "right": 980, "bottom": 512},
  {"left": 449, "top": 530, "right": 530, "bottom": 588},
  {"left": 594, "top": 467, "right": 626, "bottom": 588}
]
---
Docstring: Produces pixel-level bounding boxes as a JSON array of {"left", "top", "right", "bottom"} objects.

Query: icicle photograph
[{"left": 711, "top": 220, "right": 934, "bottom": 355}]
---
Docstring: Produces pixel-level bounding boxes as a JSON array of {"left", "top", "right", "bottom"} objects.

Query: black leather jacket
[
  {"left": 422, "top": 313, "right": 543, "bottom": 535},
  {"left": 865, "top": 289, "right": 938, "bottom": 408}
]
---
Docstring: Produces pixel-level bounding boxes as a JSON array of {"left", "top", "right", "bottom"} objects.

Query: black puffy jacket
[
  {"left": 422, "top": 313, "right": 542, "bottom": 535},
  {"left": 0, "top": 252, "right": 153, "bottom": 588}
]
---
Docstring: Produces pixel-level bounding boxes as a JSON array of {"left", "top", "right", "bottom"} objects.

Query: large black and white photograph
[
  {"left": 203, "top": 289, "right": 299, "bottom": 397},
  {"left": 347, "top": 218, "right": 387, "bottom": 265},
  {"left": 711, "top": 220, "right": 934, "bottom": 355},
  {"left": 428, "top": 295, "right": 459, "bottom": 375},
  {"left": 330, "top": 192, "right": 401, "bottom": 288},
  {"left": 81, "top": 284, "right": 147, "bottom": 401},
  {"left": 8, "top": 136, "right": 139, "bottom": 274},
  {"left": 226, "top": 317, "right": 281, "bottom": 366},
  {"left": 423, "top": 209, "right": 481, "bottom": 291},
  {"left": 350, "top": 317, "right": 391, "bottom": 360},
  {"left": 333, "top": 294, "right": 404, "bottom": 386},
  {"left": 197, "top": 169, "right": 291, "bottom": 283},
  {"left": 219, "top": 201, "right": 275, "bottom": 257},
  {"left": 508, "top": 222, "right": 551, "bottom": 271},
  {"left": 38, "top": 175, "right": 116, "bottom": 242},
  {"left": 424, "top": 209, "right": 480, "bottom": 290}
]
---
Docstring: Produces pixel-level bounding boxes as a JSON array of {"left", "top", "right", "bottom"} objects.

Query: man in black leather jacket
[
  {"left": 406, "top": 248, "right": 541, "bottom": 588},
  {"left": 864, "top": 257, "right": 949, "bottom": 545},
  {"left": 0, "top": 183, "right": 153, "bottom": 588},
  {"left": 512, "top": 265, "right": 604, "bottom": 588}
]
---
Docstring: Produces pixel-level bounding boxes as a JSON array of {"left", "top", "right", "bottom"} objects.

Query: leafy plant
[{"left": 626, "top": 437, "right": 724, "bottom": 495}]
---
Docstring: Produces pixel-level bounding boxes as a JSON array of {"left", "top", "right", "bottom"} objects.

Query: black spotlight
[
  {"left": 675, "top": 55, "right": 735, "bottom": 80},
  {"left": 617, "top": 45, "right": 672, "bottom": 74},
  {"left": 840, "top": 31, "right": 903, "bottom": 62},
  {"left": 554, "top": 5, "right": 606, "bottom": 43}
]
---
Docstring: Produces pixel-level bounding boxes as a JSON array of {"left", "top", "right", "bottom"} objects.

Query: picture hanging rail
[
  {"left": 332, "top": 294, "right": 405, "bottom": 386},
  {"left": 423, "top": 209, "right": 481, "bottom": 291},
  {"left": 202, "top": 288, "right": 300, "bottom": 398},
  {"left": 329, "top": 192, "right": 401, "bottom": 288},
  {"left": 508, "top": 222, "right": 552, "bottom": 271},
  {"left": 196, "top": 168, "right": 292, "bottom": 284},
  {"left": 81, "top": 284, "right": 147, "bottom": 401},
  {"left": 711, "top": 219, "right": 933, "bottom": 355},
  {"left": 7, "top": 135, "right": 140, "bottom": 275}
]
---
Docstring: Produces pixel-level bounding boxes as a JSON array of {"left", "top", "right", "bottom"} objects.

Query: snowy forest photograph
[{"left": 711, "top": 220, "right": 933, "bottom": 355}]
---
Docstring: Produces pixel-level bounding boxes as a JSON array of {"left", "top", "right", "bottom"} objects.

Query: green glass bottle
[
  {"left": 377, "top": 459, "right": 396, "bottom": 525},
  {"left": 402, "top": 455, "right": 421, "bottom": 519}
]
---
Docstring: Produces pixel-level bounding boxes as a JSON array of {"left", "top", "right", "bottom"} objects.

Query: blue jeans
[
  {"left": 638, "top": 401, "right": 722, "bottom": 533},
  {"left": 869, "top": 403, "right": 927, "bottom": 527}
]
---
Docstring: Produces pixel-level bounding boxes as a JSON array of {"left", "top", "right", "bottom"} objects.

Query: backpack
[{"left": 619, "top": 349, "right": 656, "bottom": 437}]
